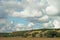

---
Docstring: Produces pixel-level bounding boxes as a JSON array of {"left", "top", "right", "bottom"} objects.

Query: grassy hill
[{"left": 0, "top": 29, "right": 60, "bottom": 38}]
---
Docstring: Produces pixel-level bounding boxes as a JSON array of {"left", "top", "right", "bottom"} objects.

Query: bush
[
  {"left": 24, "top": 33, "right": 31, "bottom": 37},
  {"left": 44, "top": 30, "right": 57, "bottom": 38},
  {"left": 56, "top": 32, "right": 60, "bottom": 37},
  {"left": 32, "top": 32, "right": 39, "bottom": 37},
  {"left": 39, "top": 33, "right": 43, "bottom": 37}
]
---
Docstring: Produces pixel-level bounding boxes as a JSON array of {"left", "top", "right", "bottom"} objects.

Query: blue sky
[
  {"left": 7, "top": 16, "right": 42, "bottom": 30},
  {"left": 0, "top": 0, "right": 60, "bottom": 32},
  {"left": 7, "top": 16, "right": 28, "bottom": 25}
]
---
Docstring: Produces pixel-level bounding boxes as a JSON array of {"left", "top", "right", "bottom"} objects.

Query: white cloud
[
  {"left": 0, "top": 19, "right": 6, "bottom": 24},
  {"left": 47, "top": 0, "right": 60, "bottom": 13},
  {"left": 15, "top": 22, "right": 35, "bottom": 31},
  {"left": 0, "top": 0, "right": 26, "bottom": 16},
  {"left": 46, "top": 5, "right": 59, "bottom": 16},
  {"left": 27, "top": 22, "right": 35, "bottom": 28},
  {"left": 0, "top": 0, "right": 60, "bottom": 32},
  {"left": 28, "top": 22, "right": 34, "bottom": 27},
  {"left": 38, "top": 15, "right": 49, "bottom": 23},
  {"left": 15, "top": 24, "right": 25, "bottom": 28},
  {"left": 12, "top": 9, "right": 42, "bottom": 18},
  {"left": 53, "top": 20, "right": 60, "bottom": 28},
  {"left": 27, "top": 15, "right": 49, "bottom": 23},
  {"left": 47, "top": 0, "right": 60, "bottom": 8},
  {"left": 43, "top": 19, "right": 60, "bottom": 29},
  {"left": 0, "top": 21, "right": 14, "bottom": 33},
  {"left": 0, "top": 1, "right": 20, "bottom": 9},
  {"left": 1, "top": 0, "right": 47, "bottom": 18},
  {"left": 0, "top": 0, "right": 16, "bottom": 1},
  {"left": 43, "top": 21, "right": 54, "bottom": 28}
]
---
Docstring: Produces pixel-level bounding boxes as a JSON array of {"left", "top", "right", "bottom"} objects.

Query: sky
[{"left": 0, "top": 0, "right": 60, "bottom": 33}]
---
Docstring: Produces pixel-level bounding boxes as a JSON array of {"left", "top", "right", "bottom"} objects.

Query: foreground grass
[{"left": 0, "top": 37, "right": 60, "bottom": 40}]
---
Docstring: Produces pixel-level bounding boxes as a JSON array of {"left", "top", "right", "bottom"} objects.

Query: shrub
[
  {"left": 44, "top": 30, "right": 57, "bottom": 38},
  {"left": 32, "top": 32, "right": 39, "bottom": 37},
  {"left": 56, "top": 32, "right": 60, "bottom": 37},
  {"left": 24, "top": 33, "right": 31, "bottom": 37},
  {"left": 39, "top": 33, "right": 43, "bottom": 37}
]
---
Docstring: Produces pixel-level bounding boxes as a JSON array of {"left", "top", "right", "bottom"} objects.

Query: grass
[{"left": 0, "top": 37, "right": 60, "bottom": 40}]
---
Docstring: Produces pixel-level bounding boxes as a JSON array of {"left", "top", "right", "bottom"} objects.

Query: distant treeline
[{"left": 0, "top": 29, "right": 60, "bottom": 38}]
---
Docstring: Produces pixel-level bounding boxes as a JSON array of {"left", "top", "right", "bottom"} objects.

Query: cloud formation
[
  {"left": 0, "top": 0, "right": 60, "bottom": 32},
  {"left": 47, "top": 0, "right": 60, "bottom": 16},
  {"left": 12, "top": 9, "right": 42, "bottom": 18},
  {"left": 15, "top": 22, "right": 35, "bottom": 31},
  {"left": 0, "top": 21, "right": 14, "bottom": 33}
]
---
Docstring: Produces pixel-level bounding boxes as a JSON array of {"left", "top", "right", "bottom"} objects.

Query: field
[{"left": 0, "top": 37, "right": 60, "bottom": 40}]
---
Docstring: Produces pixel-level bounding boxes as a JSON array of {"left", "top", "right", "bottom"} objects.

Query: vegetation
[
  {"left": 44, "top": 30, "right": 57, "bottom": 37},
  {"left": 0, "top": 29, "right": 60, "bottom": 38}
]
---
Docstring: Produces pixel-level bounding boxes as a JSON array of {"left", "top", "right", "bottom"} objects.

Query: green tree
[
  {"left": 44, "top": 30, "right": 57, "bottom": 38},
  {"left": 32, "top": 32, "right": 39, "bottom": 37},
  {"left": 56, "top": 32, "right": 60, "bottom": 37}
]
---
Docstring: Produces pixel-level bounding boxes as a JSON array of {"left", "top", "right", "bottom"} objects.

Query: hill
[{"left": 0, "top": 29, "right": 60, "bottom": 38}]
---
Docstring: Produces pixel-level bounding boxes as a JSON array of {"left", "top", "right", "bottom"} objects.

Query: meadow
[{"left": 0, "top": 37, "right": 60, "bottom": 40}]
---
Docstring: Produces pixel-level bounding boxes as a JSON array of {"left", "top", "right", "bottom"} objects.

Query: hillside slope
[{"left": 0, "top": 29, "right": 60, "bottom": 37}]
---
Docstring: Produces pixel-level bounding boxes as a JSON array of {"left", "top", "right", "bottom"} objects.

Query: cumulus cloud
[
  {"left": 42, "top": 19, "right": 60, "bottom": 29},
  {"left": 26, "top": 15, "right": 49, "bottom": 23},
  {"left": 43, "top": 21, "right": 54, "bottom": 28},
  {"left": 53, "top": 20, "right": 60, "bottom": 28},
  {"left": 0, "top": 0, "right": 47, "bottom": 18},
  {"left": 38, "top": 15, "right": 49, "bottom": 23},
  {"left": 0, "top": 21, "right": 14, "bottom": 33},
  {"left": 47, "top": 0, "right": 60, "bottom": 8},
  {"left": 15, "top": 22, "right": 35, "bottom": 31},
  {"left": 47, "top": 0, "right": 60, "bottom": 15},
  {"left": 12, "top": 9, "right": 42, "bottom": 18},
  {"left": 0, "top": 0, "right": 60, "bottom": 32},
  {"left": 46, "top": 5, "right": 59, "bottom": 16},
  {"left": 0, "top": 0, "right": 26, "bottom": 16}
]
